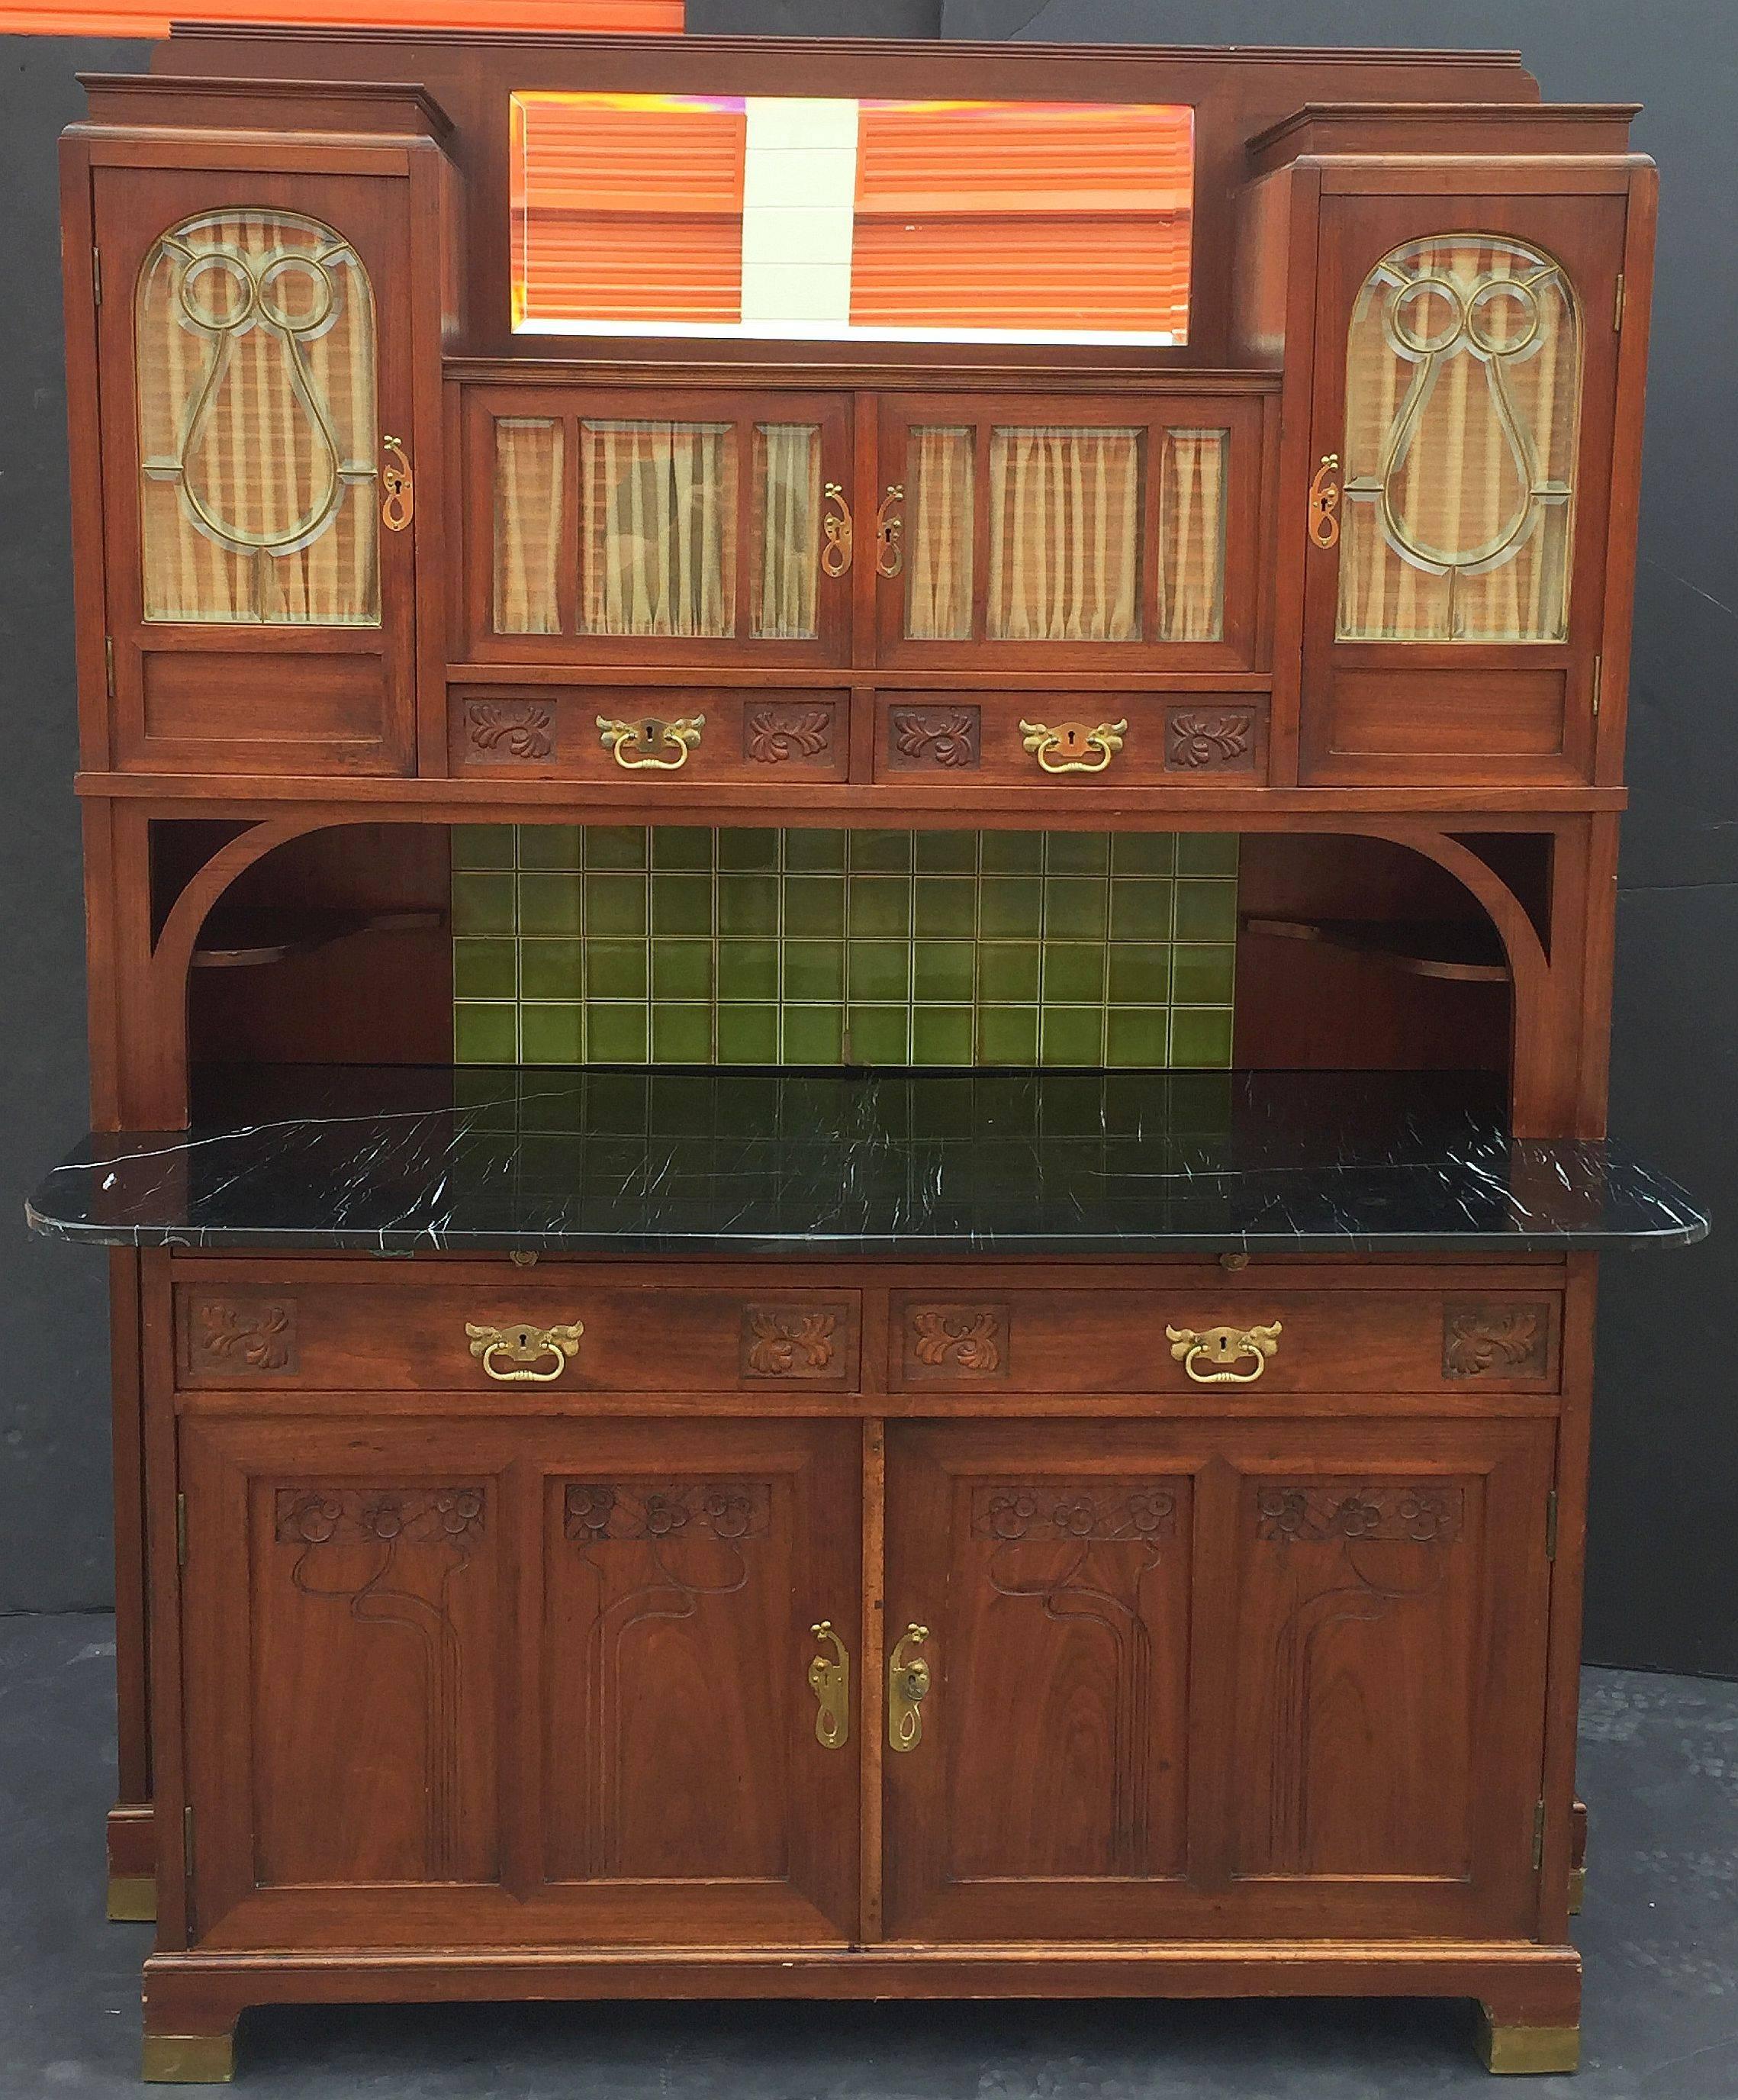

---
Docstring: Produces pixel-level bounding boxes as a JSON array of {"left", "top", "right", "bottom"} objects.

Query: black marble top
[{"left": 23, "top": 1064, "right": 1707, "bottom": 1257}]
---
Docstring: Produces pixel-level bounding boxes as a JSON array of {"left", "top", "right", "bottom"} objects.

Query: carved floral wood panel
[{"left": 188, "top": 1295, "right": 298, "bottom": 1373}]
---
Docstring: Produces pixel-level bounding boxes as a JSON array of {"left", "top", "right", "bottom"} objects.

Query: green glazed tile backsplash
[{"left": 452, "top": 826, "right": 1238, "bottom": 1069}]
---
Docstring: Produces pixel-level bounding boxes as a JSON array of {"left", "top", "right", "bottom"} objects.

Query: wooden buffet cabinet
[{"left": 29, "top": 23, "right": 1707, "bottom": 2085}]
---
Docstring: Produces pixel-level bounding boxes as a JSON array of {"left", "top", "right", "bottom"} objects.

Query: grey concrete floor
[{"left": 2, "top": 1615, "right": 1734, "bottom": 2098}]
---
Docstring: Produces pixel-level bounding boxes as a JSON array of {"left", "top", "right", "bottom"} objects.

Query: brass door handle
[
  {"left": 597, "top": 714, "right": 705, "bottom": 771},
  {"left": 875, "top": 485, "right": 905, "bottom": 578},
  {"left": 821, "top": 482, "right": 853, "bottom": 577},
  {"left": 381, "top": 435, "right": 414, "bottom": 531},
  {"left": 887, "top": 1622, "right": 931, "bottom": 1752},
  {"left": 1165, "top": 1319, "right": 1283, "bottom": 1385},
  {"left": 1308, "top": 453, "right": 1341, "bottom": 549},
  {"left": 1020, "top": 718, "right": 1128, "bottom": 775},
  {"left": 465, "top": 1319, "right": 584, "bottom": 1383},
  {"left": 807, "top": 1620, "right": 850, "bottom": 1749}
]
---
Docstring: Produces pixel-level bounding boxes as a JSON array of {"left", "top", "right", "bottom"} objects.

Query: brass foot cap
[
  {"left": 1476, "top": 2005, "right": 1581, "bottom": 2075},
  {"left": 142, "top": 2034, "right": 236, "bottom": 2083},
  {"left": 1568, "top": 1865, "right": 1588, "bottom": 1915},
  {"left": 107, "top": 1873, "right": 157, "bottom": 1923}
]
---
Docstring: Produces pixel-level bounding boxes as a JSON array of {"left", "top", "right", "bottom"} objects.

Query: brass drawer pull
[
  {"left": 1020, "top": 717, "right": 1128, "bottom": 775},
  {"left": 597, "top": 714, "right": 705, "bottom": 771},
  {"left": 1308, "top": 452, "right": 1341, "bottom": 548},
  {"left": 875, "top": 485, "right": 905, "bottom": 577},
  {"left": 381, "top": 435, "right": 414, "bottom": 531},
  {"left": 465, "top": 1319, "right": 584, "bottom": 1383},
  {"left": 1166, "top": 1319, "right": 1283, "bottom": 1385},
  {"left": 821, "top": 482, "right": 854, "bottom": 577},
  {"left": 887, "top": 1622, "right": 931, "bottom": 1752},
  {"left": 807, "top": 1620, "right": 850, "bottom": 1748}
]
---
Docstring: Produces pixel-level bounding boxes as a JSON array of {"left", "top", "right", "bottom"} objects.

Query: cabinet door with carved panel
[
  {"left": 177, "top": 1415, "right": 514, "bottom": 1950},
  {"left": 92, "top": 166, "right": 421, "bottom": 775},
  {"left": 882, "top": 1420, "right": 1197, "bottom": 1941},
  {"left": 1300, "top": 186, "right": 1633, "bottom": 784}
]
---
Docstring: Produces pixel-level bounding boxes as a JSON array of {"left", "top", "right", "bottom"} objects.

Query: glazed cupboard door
[
  {"left": 875, "top": 391, "right": 1264, "bottom": 671},
  {"left": 882, "top": 1419, "right": 1556, "bottom": 1943},
  {"left": 178, "top": 1416, "right": 862, "bottom": 1951},
  {"left": 1300, "top": 189, "right": 1628, "bottom": 784},
  {"left": 461, "top": 386, "right": 855, "bottom": 668},
  {"left": 92, "top": 166, "right": 417, "bottom": 775}
]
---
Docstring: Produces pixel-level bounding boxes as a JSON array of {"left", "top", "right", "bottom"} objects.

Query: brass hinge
[
  {"left": 92, "top": 244, "right": 101, "bottom": 307},
  {"left": 104, "top": 636, "right": 114, "bottom": 700},
  {"left": 1591, "top": 655, "right": 1603, "bottom": 720},
  {"left": 176, "top": 1491, "right": 187, "bottom": 1567},
  {"left": 1546, "top": 1489, "right": 1559, "bottom": 1561},
  {"left": 182, "top": 1803, "right": 195, "bottom": 1879},
  {"left": 1614, "top": 272, "right": 1626, "bottom": 332},
  {"left": 1533, "top": 1796, "right": 1546, "bottom": 1871}
]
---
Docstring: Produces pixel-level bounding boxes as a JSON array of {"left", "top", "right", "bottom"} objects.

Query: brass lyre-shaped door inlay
[
  {"left": 875, "top": 485, "right": 905, "bottom": 577},
  {"left": 807, "top": 1620, "right": 850, "bottom": 1749},
  {"left": 887, "top": 1622, "right": 931, "bottom": 1752},
  {"left": 1165, "top": 1319, "right": 1283, "bottom": 1385},
  {"left": 596, "top": 714, "right": 706, "bottom": 771},
  {"left": 1019, "top": 719, "right": 1128, "bottom": 775},
  {"left": 381, "top": 436, "right": 414, "bottom": 531},
  {"left": 465, "top": 1319, "right": 584, "bottom": 1383},
  {"left": 820, "top": 482, "right": 854, "bottom": 577},
  {"left": 1308, "top": 452, "right": 1341, "bottom": 548}
]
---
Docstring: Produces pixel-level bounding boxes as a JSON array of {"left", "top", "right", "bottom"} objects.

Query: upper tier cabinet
[
  {"left": 462, "top": 388, "right": 855, "bottom": 668},
  {"left": 1249, "top": 111, "right": 1655, "bottom": 786},
  {"left": 66, "top": 82, "right": 458, "bottom": 775}
]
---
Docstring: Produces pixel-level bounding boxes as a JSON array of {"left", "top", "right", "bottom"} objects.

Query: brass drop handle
[
  {"left": 807, "top": 1620, "right": 850, "bottom": 1749},
  {"left": 597, "top": 714, "right": 705, "bottom": 771},
  {"left": 1166, "top": 1319, "right": 1283, "bottom": 1385},
  {"left": 875, "top": 485, "right": 905, "bottom": 578},
  {"left": 465, "top": 1319, "right": 584, "bottom": 1383},
  {"left": 1020, "top": 718, "right": 1128, "bottom": 775},
  {"left": 381, "top": 435, "right": 414, "bottom": 531},
  {"left": 821, "top": 482, "right": 853, "bottom": 577},
  {"left": 887, "top": 1622, "right": 931, "bottom": 1752},
  {"left": 1308, "top": 453, "right": 1341, "bottom": 549}
]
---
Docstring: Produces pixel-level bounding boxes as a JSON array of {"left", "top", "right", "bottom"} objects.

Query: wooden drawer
[
  {"left": 450, "top": 687, "right": 851, "bottom": 784},
  {"left": 887, "top": 1287, "right": 1560, "bottom": 1395},
  {"left": 175, "top": 1274, "right": 862, "bottom": 1393},
  {"left": 872, "top": 693, "right": 1268, "bottom": 787}
]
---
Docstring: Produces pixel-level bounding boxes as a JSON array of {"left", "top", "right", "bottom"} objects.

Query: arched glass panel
[
  {"left": 136, "top": 208, "right": 379, "bottom": 625},
  {"left": 1337, "top": 234, "right": 1580, "bottom": 643}
]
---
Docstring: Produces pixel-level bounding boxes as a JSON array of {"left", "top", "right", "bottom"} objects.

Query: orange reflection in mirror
[{"left": 512, "top": 93, "right": 1192, "bottom": 345}]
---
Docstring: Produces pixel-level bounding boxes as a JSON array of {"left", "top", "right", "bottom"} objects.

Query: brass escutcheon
[
  {"left": 821, "top": 482, "right": 854, "bottom": 577},
  {"left": 1308, "top": 452, "right": 1341, "bottom": 549},
  {"left": 875, "top": 485, "right": 905, "bottom": 577},
  {"left": 381, "top": 435, "right": 414, "bottom": 531},
  {"left": 596, "top": 714, "right": 705, "bottom": 771},
  {"left": 465, "top": 1319, "right": 584, "bottom": 1383},
  {"left": 887, "top": 1622, "right": 931, "bottom": 1752},
  {"left": 1165, "top": 1320, "right": 1282, "bottom": 1384},
  {"left": 1019, "top": 718, "right": 1128, "bottom": 775},
  {"left": 807, "top": 1619, "right": 851, "bottom": 1749}
]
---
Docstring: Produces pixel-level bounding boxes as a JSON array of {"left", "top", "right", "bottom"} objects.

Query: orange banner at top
[{"left": 2, "top": 1, "right": 681, "bottom": 34}]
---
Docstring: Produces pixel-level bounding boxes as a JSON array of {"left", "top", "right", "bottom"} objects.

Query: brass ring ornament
[
  {"left": 875, "top": 485, "right": 905, "bottom": 578},
  {"left": 465, "top": 1319, "right": 584, "bottom": 1383},
  {"left": 821, "top": 482, "right": 854, "bottom": 577},
  {"left": 381, "top": 436, "right": 414, "bottom": 531},
  {"left": 596, "top": 714, "right": 706, "bottom": 771},
  {"left": 1165, "top": 1319, "right": 1283, "bottom": 1385},
  {"left": 807, "top": 1620, "right": 851, "bottom": 1749},
  {"left": 887, "top": 1622, "right": 931, "bottom": 1752},
  {"left": 1019, "top": 718, "right": 1128, "bottom": 775},
  {"left": 1308, "top": 453, "right": 1341, "bottom": 548}
]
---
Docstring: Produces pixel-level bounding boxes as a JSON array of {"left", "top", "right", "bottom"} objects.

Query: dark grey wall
[{"left": 3, "top": 4, "right": 1734, "bottom": 1673}]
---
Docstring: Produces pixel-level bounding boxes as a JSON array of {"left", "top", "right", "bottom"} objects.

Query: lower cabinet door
[
  {"left": 882, "top": 1417, "right": 1556, "bottom": 1942},
  {"left": 179, "top": 1414, "right": 861, "bottom": 1949}
]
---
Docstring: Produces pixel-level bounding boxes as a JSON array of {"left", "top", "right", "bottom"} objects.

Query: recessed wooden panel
[
  {"left": 172, "top": 1277, "right": 863, "bottom": 1393},
  {"left": 1313, "top": 666, "right": 1569, "bottom": 776},
  {"left": 885, "top": 1287, "right": 1559, "bottom": 1394},
  {"left": 133, "top": 652, "right": 396, "bottom": 772},
  {"left": 872, "top": 694, "right": 1270, "bottom": 789},
  {"left": 450, "top": 687, "right": 851, "bottom": 783}
]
